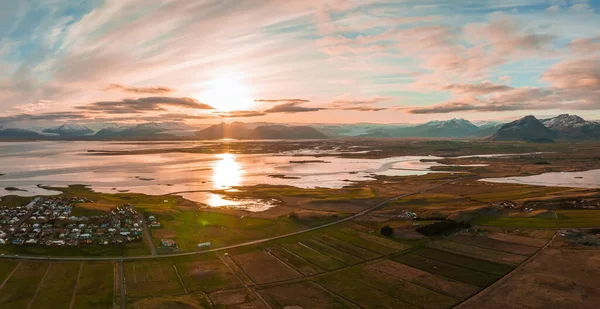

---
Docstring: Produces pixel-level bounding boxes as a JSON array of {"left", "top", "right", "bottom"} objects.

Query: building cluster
[{"left": 0, "top": 197, "right": 144, "bottom": 247}]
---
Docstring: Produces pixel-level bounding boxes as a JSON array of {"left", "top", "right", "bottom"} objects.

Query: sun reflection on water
[{"left": 212, "top": 153, "right": 242, "bottom": 189}]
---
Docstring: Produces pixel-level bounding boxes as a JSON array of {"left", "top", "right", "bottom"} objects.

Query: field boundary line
[
  {"left": 280, "top": 246, "right": 325, "bottom": 273},
  {"left": 203, "top": 291, "right": 214, "bottom": 309},
  {"left": 119, "top": 260, "right": 126, "bottom": 309},
  {"left": 312, "top": 281, "right": 365, "bottom": 309},
  {"left": 0, "top": 262, "right": 20, "bottom": 290},
  {"left": 453, "top": 231, "right": 558, "bottom": 309},
  {"left": 218, "top": 255, "right": 271, "bottom": 309},
  {"left": 297, "top": 241, "right": 348, "bottom": 266},
  {"left": 320, "top": 234, "right": 382, "bottom": 256},
  {"left": 265, "top": 249, "right": 303, "bottom": 277},
  {"left": 172, "top": 263, "right": 188, "bottom": 294},
  {"left": 26, "top": 263, "right": 51, "bottom": 309},
  {"left": 68, "top": 262, "right": 84, "bottom": 309},
  {"left": 311, "top": 238, "right": 364, "bottom": 263}
]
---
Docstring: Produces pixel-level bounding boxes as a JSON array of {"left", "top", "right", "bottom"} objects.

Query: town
[{"left": 0, "top": 197, "right": 148, "bottom": 247}]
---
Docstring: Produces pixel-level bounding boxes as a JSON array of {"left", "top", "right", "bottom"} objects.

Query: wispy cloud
[
  {"left": 76, "top": 97, "right": 214, "bottom": 114},
  {"left": 263, "top": 102, "right": 327, "bottom": 113},
  {"left": 105, "top": 84, "right": 174, "bottom": 94}
]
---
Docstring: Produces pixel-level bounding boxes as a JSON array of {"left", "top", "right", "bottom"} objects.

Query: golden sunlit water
[{"left": 212, "top": 153, "right": 243, "bottom": 189}]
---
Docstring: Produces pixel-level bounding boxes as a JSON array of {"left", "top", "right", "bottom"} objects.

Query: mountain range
[
  {"left": 0, "top": 114, "right": 598, "bottom": 141},
  {"left": 491, "top": 114, "right": 600, "bottom": 141}
]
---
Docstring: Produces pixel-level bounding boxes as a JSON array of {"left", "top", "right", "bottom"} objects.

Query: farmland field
[
  {"left": 231, "top": 250, "right": 302, "bottom": 284},
  {"left": 0, "top": 262, "right": 49, "bottom": 309},
  {"left": 269, "top": 246, "right": 324, "bottom": 276},
  {"left": 258, "top": 280, "right": 359, "bottom": 309},
  {"left": 412, "top": 247, "right": 514, "bottom": 276},
  {"left": 28, "top": 262, "right": 81, "bottom": 309},
  {"left": 283, "top": 242, "right": 347, "bottom": 271},
  {"left": 475, "top": 210, "right": 600, "bottom": 228},
  {"left": 175, "top": 256, "right": 241, "bottom": 292},
  {"left": 393, "top": 253, "right": 500, "bottom": 287},
  {"left": 428, "top": 240, "right": 528, "bottom": 265},
  {"left": 71, "top": 262, "right": 114, "bottom": 309},
  {"left": 368, "top": 259, "right": 479, "bottom": 299},
  {"left": 125, "top": 260, "right": 185, "bottom": 298}
]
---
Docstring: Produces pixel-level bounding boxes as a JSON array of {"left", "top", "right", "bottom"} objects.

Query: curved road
[{"left": 0, "top": 177, "right": 469, "bottom": 262}]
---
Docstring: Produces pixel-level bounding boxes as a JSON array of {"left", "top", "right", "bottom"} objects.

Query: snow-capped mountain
[
  {"left": 541, "top": 114, "right": 600, "bottom": 140},
  {"left": 474, "top": 120, "right": 504, "bottom": 128},
  {"left": 42, "top": 123, "right": 95, "bottom": 137},
  {"left": 541, "top": 114, "right": 587, "bottom": 130}
]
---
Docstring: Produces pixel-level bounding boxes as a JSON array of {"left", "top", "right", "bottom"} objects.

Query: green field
[
  {"left": 283, "top": 243, "right": 347, "bottom": 271},
  {"left": 269, "top": 247, "right": 324, "bottom": 276},
  {"left": 302, "top": 238, "right": 363, "bottom": 265},
  {"left": 28, "top": 262, "right": 81, "bottom": 309},
  {"left": 156, "top": 210, "right": 303, "bottom": 251},
  {"left": 316, "top": 268, "right": 421, "bottom": 309},
  {"left": 125, "top": 260, "right": 185, "bottom": 298},
  {"left": 0, "top": 262, "right": 49, "bottom": 309},
  {"left": 315, "top": 234, "right": 380, "bottom": 260},
  {"left": 71, "top": 262, "right": 114, "bottom": 309},
  {"left": 0, "top": 261, "right": 17, "bottom": 283},
  {"left": 474, "top": 210, "right": 600, "bottom": 228},
  {"left": 175, "top": 255, "right": 241, "bottom": 293},
  {"left": 393, "top": 253, "right": 500, "bottom": 287},
  {"left": 412, "top": 247, "right": 514, "bottom": 276}
]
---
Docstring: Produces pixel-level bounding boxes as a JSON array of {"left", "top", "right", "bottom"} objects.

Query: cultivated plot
[
  {"left": 457, "top": 248, "right": 600, "bottom": 309},
  {"left": 125, "top": 260, "right": 185, "bottom": 298},
  {"left": 231, "top": 250, "right": 302, "bottom": 284},
  {"left": 0, "top": 262, "right": 49, "bottom": 309},
  {"left": 28, "top": 262, "right": 81, "bottom": 309},
  {"left": 269, "top": 246, "right": 324, "bottom": 276},
  {"left": 258, "top": 280, "right": 359, "bottom": 309},
  {"left": 71, "top": 262, "right": 114, "bottom": 309},
  {"left": 176, "top": 256, "right": 241, "bottom": 292}
]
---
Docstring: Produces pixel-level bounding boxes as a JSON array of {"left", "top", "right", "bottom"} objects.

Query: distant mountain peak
[
  {"left": 542, "top": 114, "right": 586, "bottom": 129},
  {"left": 491, "top": 115, "right": 556, "bottom": 141},
  {"left": 42, "top": 123, "right": 94, "bottom": 136}
]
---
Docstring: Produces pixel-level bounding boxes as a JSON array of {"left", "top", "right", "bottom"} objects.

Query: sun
[{"left": 202, "top": 73, "right": 253, "bottom": 111}]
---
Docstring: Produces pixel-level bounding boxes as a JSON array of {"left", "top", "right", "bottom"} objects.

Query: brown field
[
  {"left": 130, "top": 294, "right": 210, "bottom": 309},
  {"left": 125, "top": 261, "right": 185, "bottom": 298},
  {"left": 231, "top": 250, "right": 301, "bottom": 284},
  {"left": 368, "top": 259, "right": 480, "bottom": 299},
  {"left": 457, "top": 248, "right": 600, "bottom": 309},
  {"left": 258, "top": 281, "right": 359, "bottom": 309},
  {"left": 208, "top": 287, "right": 265, "bottom": 308},
  {"left": 76, "top": 201, "right": 117, "bottom": 212},
  {"left": 485, "top": 232, "right": 548, "bottom": 247},
  {"left": 451, "top": 235, "right": 539, "bottom": 255},
  {"left": 176, "top": 258, "right": 241, "bottom": 293},
  {"left": 429, "top": 240, "right": 528, "bottom": 265}
]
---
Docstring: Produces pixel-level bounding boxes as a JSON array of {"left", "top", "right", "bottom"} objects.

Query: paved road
[{"left": 0, "top": 177, "right": 469, "bottom": 262}]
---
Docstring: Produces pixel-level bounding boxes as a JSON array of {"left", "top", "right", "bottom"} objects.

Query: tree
[{"left": 381, "top": 225, "right": 393, "bottom": 237}]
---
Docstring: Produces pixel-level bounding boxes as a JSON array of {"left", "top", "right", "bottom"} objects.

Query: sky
[{"left": 0, "top": 0, "right": 599, "bottom": 127}]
